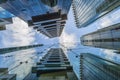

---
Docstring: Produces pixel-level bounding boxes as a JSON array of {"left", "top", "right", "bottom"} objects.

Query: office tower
[
  {"left": 72, "top": 0, "right": 120, "bottom": 28},
  {"left": 31, "top": 10, "right": 67, "bottom": 38},
  {"left": 0, "top": 44, "right": 43, "bottom": 54},
  {"left": 0, "top": 0, "right": 72, "bottom": 38},
  {"left": 24, "top": 48, "right": 78, "bottom": 80},
  {"left": 0, "top": 68, "right": 16, "bottom": 80},
  {"left": 80, "top": 53, "right": 120, "bottom": 80},
  {"left": 81, "top": 23, "right": 120, "bottom": 50}
]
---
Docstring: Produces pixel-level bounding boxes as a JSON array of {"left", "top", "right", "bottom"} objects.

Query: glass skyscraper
[
  {"left": 80, "top": 23, "right": 120, "bottom": 50},
  {"left": 80, "top": 53, "right": 120, "bottom": 80},
  {"left": 0, "top": 44, "right": 43, "bottom": 54},
  {"left": 0, "top": 7, "right": 13, "bottom": 19},
  {"left": 72, "top": 0, "right": 120, "bottom": 28},
  {"left": 24, "top": 48, "right": 78, "bottom": 80}
]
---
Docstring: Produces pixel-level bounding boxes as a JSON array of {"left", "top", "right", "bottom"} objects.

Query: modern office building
[
  {"left": 72, "top": 0, "right": 120, "bottom": 28},
  {"left": 24, "top": 48, "right": 78, "bottom": 80},
  {"left": 0, "top": 44, "right": 43, "bottom": 54},
  {"left": 80, "top": 53, "right": 120, "bottom": 80},
  {"left": 81, "top": 23, "right": 120, "bottom": 50},
  {"left": 0, "top": 68, "right": 16, "bottom": 80},
  {"left": 0, "top": 0, "right": 72, "bottom": 37},
  {"left": 30, "top": 10, "right": 67, "bottom": 38}
]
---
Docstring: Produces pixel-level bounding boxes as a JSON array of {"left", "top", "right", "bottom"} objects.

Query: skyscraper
[
  {"left": 80, "top": 53, "right": 120, "bottom": 80},
  {"left": 80, "top": 23, "right": 120, "bottom": 50},
  {"left": 30, "top": 10, "right": 67, "bottom": 38},
  {"left": 24, "top": 48, "right": 78, "bottom": 80},
  {"left": 0, "top": 0, "right": 72, "bottom": 37},
  {"left": 72, "top": 0, "right": 120, "bottom": 28},
  {"left": 0, "top": 44, "right": 43, "bottom": 54}
]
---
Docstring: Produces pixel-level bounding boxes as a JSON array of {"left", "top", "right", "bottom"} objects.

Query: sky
[{"left": 0, "top": 6, "right": 120, "bottom": 80}]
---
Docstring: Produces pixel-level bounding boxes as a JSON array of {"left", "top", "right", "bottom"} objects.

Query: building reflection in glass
[
  {"left": 80, "top": 53, "right": 120, "bottom": 80},
  {"left": 0, "top": 49, "right": 37, "bottom": 80}
]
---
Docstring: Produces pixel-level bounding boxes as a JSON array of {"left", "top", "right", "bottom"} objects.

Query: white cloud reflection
[
  {"left": 97, "top": 7, "right": 120, "bottom": 29},
  {"left": 99, "top": 49, "right": 120, "bottom": 63},
  {"left": 102, "top": 49, "right": 115, "bottom": 59}
]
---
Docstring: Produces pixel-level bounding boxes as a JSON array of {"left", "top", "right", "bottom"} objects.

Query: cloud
[
  {"left": 102, "top": 49, "right": 119, "bottom": 61},
  {"left": 100, "top": 17, "right": 113, "bottom": 28},
  {"left": 59, "top": 30, "right": 77, "bottom": 49},
  {"left": 97, "top": 8, "right": 120, "bottom": 29},
  {"left": 0, "top": 17, "right": 36, "bottom": 48}
]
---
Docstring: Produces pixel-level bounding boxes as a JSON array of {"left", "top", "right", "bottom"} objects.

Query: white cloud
[
  {"left": 1, "top": 17, "right": 35, "bottom": 48},
  {"left": 59, "top": 7, "right": 78, "bottom": 50},
  {"left": 59, "top": 30, "right": 77, "bottom": 49},
  {"left": 102, "top": 49, "right": 116, "bottom": 60},
  {"left": 100, "top": 17, "right": 113, "bottom": 28},
  {"left": 97, "top": 8, "right": 120, "bottom": 29}
]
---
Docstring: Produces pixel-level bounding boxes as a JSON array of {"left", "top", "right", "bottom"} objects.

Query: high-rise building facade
[
  {"left": 72, "top": 0, "right": 120, "bottom": 28},
  {"left": 0, "top": 7, "right": 13, "bottom": 19},
  {"left": 81, "top": 23, "right": 120, "bottom": 50},
  {"left": 0, "top": 44, "right": 43, "bottom": 54},
  {"left": 30, "top": 10, "right": 67, "bottom": 38},
  {"left": 80, "top": 53, "right": 120, "bottom": 80},
  {"left": 0, "top": 0, "right": 72, "bottom": 37},
  {"left": 24, "top": 48, "right": 78, "bottom": 80}
]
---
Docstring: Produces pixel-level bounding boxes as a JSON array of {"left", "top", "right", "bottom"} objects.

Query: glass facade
[
  {"left": 80, "top": 23, "right": 120, "bottom": 50},
  {"left": 0, "top": 7, "right": 13, "bottom": 28},
  {"left": 24, "top": 48, "right": 78, "bottom": 80},
  {"left": 0, "top": 7, "right": 14, "bottom": 18},
  {"left": 80, "top": 53, "right": 120, "bottom": 80},
  {"left": 0, "top": 0, "right": 72, "bottom": 21},
  {"left": 72, "top": 0, "right": 120, "bottom": 28},
  {"left": 0, "top": 44, "right": 43, "bottom": 54}
]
